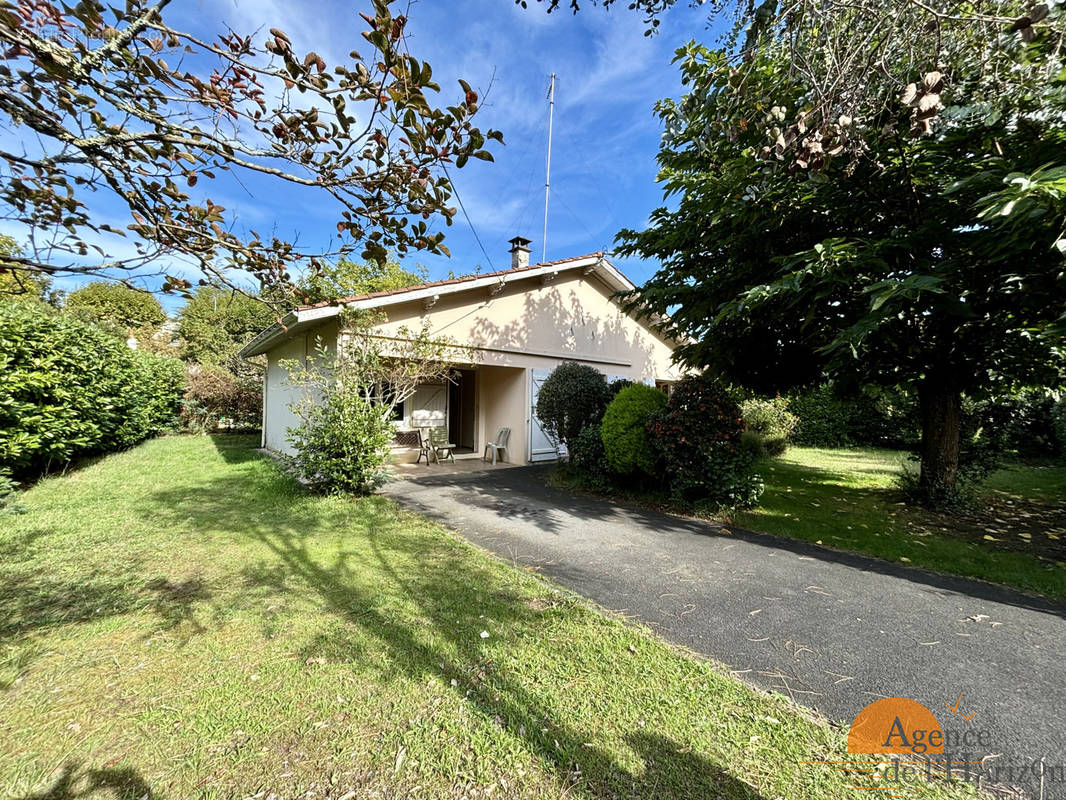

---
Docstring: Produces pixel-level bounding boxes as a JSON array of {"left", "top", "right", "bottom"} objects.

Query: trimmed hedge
[
  {"left": 0, "top": 300, "right": 184, "bottom": 477},
  {"left": 601, "top": 384, "right": 667, "bottom": 475}
]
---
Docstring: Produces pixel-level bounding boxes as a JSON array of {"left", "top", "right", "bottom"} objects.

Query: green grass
[
  {"left": 735, "top": 448, "right": 1066, "bottom": 601},
  {"left": 0, "top": 436, "right": 979, "bottom": 800}
]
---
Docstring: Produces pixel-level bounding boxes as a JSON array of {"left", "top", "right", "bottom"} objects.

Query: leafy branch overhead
[{"left": 0, "top": 0, "right": 502, "bottom": 300}]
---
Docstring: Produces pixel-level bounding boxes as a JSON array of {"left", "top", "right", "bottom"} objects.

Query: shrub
[
  {"left": 787, "top": 383, "right": 916, "bottom": 449},
  {"left": 535, "top": 363, "right": 610, "bottom": 458},
  {"left": 607, "top": 377, "right": 634, "bottom": 397},
  {"left": 786, "top": 384, "right": 854, "bottom": 447},
  {"left": 965, "top": 388, "right": 1063, "bottom": 459},
  {"left": 0, "top": 300, "right": 184, "bottom": 477},
  {"left": 741, "top": 396, "right": 797, "bottom": 458},
  {"left": 601, "top": 384, "right": 667, "bottom": 476},
  {"left": 181, "top": 365, "right": 262, "bottom": 433},
  {"left": 648, "top": 375, "right": 763, "bottom": 511},
  {"left": 286, "top": 386, "right": 395, "bottom": 495},
  {"left": 567, "top": 424, "right": 616, "bottom": 491},
  {"left": 1053, "top": 397, "right": 1066, "bottom": 456}
]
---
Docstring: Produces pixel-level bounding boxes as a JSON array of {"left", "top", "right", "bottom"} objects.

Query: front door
[{"left": 529, "top": 368, "right": 560, "bottom": 462}]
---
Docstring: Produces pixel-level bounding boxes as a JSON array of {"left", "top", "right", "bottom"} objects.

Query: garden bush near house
[
  {"left": 566, "top": 423, "right": 617, "bottom": 492},
  {"left": 601, "top": 384, "right": 667, "bottom": 476},
  {"left": 0, "top": 300, "right": 184, "bottom": 478},
  {"left": 648, "top": 375, "right": 763, "bottom": 511},
  {"left": 535, "top": 362, "right": 610, "bottom": 459},
  {"left": 286, "top": 386, "right": 395, "bottom": 495},
  {"left": 181, "top": 365, "right": 262, "bottom": 433},
  {"left": 740, "top": 396, "right": 797, "bottom": 457}
]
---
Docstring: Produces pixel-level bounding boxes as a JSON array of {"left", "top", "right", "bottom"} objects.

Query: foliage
[
  {"left": 619, "top": 17, "right": 1066, "bottom": 505},
  {"left": 181, "top": 365, "right": 262, "bottom": 433},
  {"left": 0, "top": 300, "right": 183, "bottom": 477},
  {"left": 284, "top": 316, "right": 470, "bottom": 492},
  {"left": 177, "top": 286, "right": 276, "bottom": 376},
  {"left": 601, "top": 384, "right": 667, "bottom": 476},
  {"left": 0, "top": 0, "right": 501, "bottom": 299},
  {"left": 286, "top": 378, "right": 395, "bottom": 495},
  {"left": 965, "top": 388, "right": 1064, "bottom": 459},
  {"left": 1054, "top": 397, "right": 1066, "bottom": 456},
  {"left": 607, "top": 377, "right": 634, "bottom": 397},
  {"left": 0, "top": 466, "right": 23, "bottom": 514},
  {"left": 296, "top": 258, "right": 428, "bottom": 304},
  {"left": 740, "top": 396, "right": 797, "bottom": 457},
  {"left": 566, "top": 423, "right": 616, "bottom": 492},
  {"left": 535, "top": 363, "right": 610, "bottom": 459},
  {"left": 647, "top": 375, "right": 762, "bottom": 510},
  {"left": 0, "top": 235, "right": 51, "bottom": 304},
  {"left": 786, "top": 384, "right": 915, "bottom": 449},
  {"left": 65, "top": 281, "right": 167, "bottom": 331}
]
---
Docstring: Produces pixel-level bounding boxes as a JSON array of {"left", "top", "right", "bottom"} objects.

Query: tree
[
  {"left": 619, "top": 10, "right": 1066, "bottom": 505},
  {"left": 66, "top": 281, "right": 166, "bottom": 330},
  {"left": 0, "top": 0, "right": 501, "bottom": 300},
  {"left": 295, "top": 258, "right": 428, "bottom": 305},
  {"left": 0, "top": 235, "right": 51, "bottom": 303},
  {"left": 177, "top": 286, "right": 276, "bottom": 373}
]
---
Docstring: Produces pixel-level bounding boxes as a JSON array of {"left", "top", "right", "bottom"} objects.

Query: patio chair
[
  {"left": 428, "top": 426, "right": 456, "bottom": 463},
  {"left": 483, "top": 427, "right": 510, "bottom": 465},
  {"left": 414, "top": 429, "right": 433, "bottom": 465}
]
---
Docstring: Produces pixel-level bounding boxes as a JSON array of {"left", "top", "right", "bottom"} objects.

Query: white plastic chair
[{"left": 483, "top": 427, "right": 510, "bottom": 465}]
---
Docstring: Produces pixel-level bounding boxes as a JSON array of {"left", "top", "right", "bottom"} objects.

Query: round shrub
[
  {"left": 601, "top": 384, "right": 667, "bottom": 475},
  {"left": 0, "top": 300, "right": 184, "bottom": 477},
  {"left": 535, "top": 362, "right": 609, "bottom": 458},
  {"left": 648, "top": 375, "right": 763, "bottom": 510}
]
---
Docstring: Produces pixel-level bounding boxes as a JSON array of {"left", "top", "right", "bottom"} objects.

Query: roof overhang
[{"left": 239, "top": 255, "right": 636, "bottom": 359}]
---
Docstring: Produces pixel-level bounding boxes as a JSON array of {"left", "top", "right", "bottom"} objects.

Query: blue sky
[{"left": 10, "top": 0, "right": 727, "bottom": 311}]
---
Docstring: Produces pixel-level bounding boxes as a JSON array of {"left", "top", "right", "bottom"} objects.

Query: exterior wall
[
  {"left": 371, "top": 270, "right": 684, "bottom": 381},
  {"left": 477, "top": 366, "right": 527, "bottom": 463},
  {"left": 263, "top": 333, "right": 309, "bottom": 455}
]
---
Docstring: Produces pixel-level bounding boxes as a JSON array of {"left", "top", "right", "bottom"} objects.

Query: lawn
[
  {"left": 0, "top": 436, "right": 979, "bottom": 800},
  {"left": 735, "top": 448, "right": 1066, "bottom": 601}
]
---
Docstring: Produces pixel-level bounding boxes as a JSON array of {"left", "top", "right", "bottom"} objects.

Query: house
[{"left": 239, "top": 237, "right": 684, "bottom": 463}]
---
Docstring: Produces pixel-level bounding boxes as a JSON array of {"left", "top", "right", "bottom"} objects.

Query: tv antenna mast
[{"left": 542, "top": 73, "right": 555, "bottom": 264}]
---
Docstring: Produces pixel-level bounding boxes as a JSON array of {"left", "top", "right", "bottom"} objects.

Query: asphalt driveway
[{"left": 384, "top": 464, "right": 1066, "bottom": 798}]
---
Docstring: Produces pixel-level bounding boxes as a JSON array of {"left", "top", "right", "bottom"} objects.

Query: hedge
[{"left": 0, "top": 300, "right": 184, "bottom": 477}]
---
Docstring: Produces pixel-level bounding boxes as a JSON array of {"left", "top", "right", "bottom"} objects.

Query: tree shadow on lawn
[
  {"left": 387, "top": 463, "right": 1066, "bottom": 619},
  {"left": 144, "top": 474, "right": 773, "bottom": 800},
  {"left": 13, "top": 762, "right": 161, "bottom": 799},
  {"left": 0, "top": 560, "right": 218, "bottom": 689}
]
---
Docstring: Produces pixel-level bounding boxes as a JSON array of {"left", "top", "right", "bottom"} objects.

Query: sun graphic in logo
[{"left": 848, "top": 697, "right": 944, "bottom": 754}]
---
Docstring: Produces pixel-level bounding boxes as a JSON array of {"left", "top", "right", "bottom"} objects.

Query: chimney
[{"left": 508, "top": 236, "right": 532, "bottom": 270}]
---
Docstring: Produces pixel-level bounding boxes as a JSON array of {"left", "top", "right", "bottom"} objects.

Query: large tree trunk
[{"left": 918, "top": 375, "right": 962, "bottom": 505}]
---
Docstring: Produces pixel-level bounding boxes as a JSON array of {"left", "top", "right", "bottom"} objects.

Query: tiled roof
[{"left": 297, "top": 251, "right": 605, "bottom": 311}]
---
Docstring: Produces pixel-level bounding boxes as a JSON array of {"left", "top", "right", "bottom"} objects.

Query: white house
[{"left": 239, "top": 237, "right": 684, "bottom": 464}]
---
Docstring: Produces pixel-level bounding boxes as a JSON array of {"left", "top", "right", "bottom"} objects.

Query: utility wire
[{"left": 443, "top": 164, "right": 496, "bottom": 272}]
